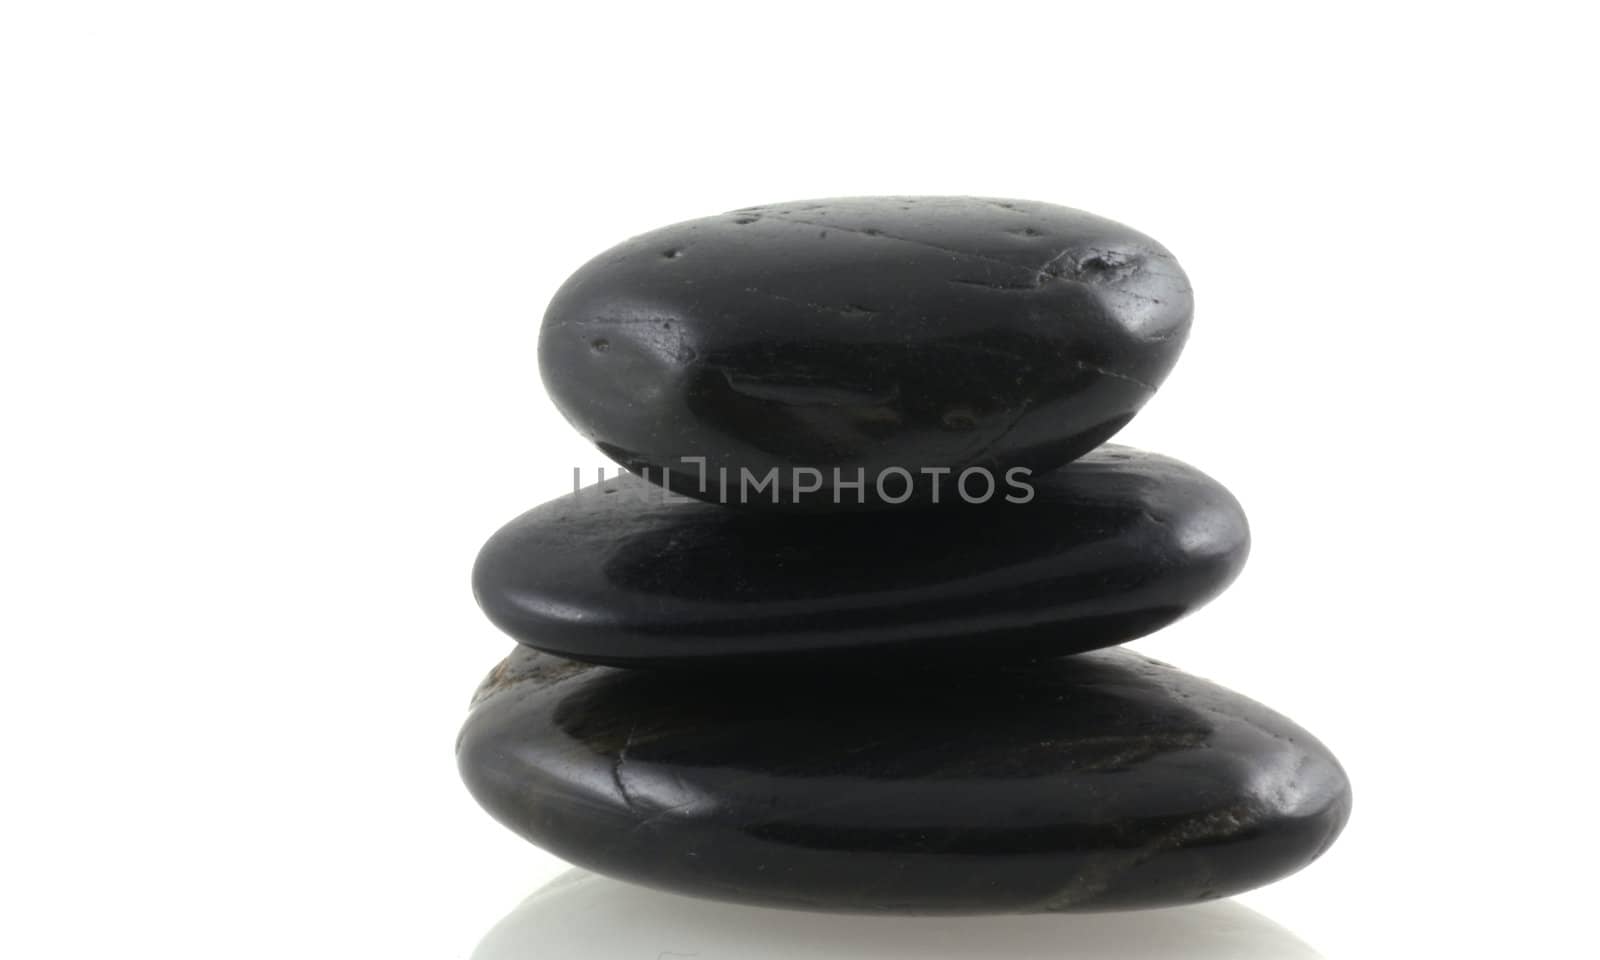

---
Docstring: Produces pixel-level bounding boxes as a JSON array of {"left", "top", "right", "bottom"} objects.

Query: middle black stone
[{"left": 473, "top": 446, "right": 1248, "bottom": 666}]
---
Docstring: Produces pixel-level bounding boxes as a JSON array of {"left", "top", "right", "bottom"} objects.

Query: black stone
[
  {"left": 472, "top": 446, "right": 1248, "bottom": 666},
  {"left": 457, "top": 646, "right": 1352, "bottom": 913},
  {"left": 539, "top": 196, "right": 1192, "bottom": 507}
]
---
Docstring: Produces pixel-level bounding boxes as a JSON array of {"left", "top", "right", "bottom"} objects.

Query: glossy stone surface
[
  {"left": 539, "top": 196, "right": 1192, "bottom": 506},
  {"left": 457, "top": 647, "right": 1352, "bottom": 914},
  {"left": 473, "top": 446, "right": 1247, "bottom": 665}
]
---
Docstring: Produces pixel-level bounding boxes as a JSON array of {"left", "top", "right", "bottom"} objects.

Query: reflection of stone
[{"left": 472, "top": 870, "right": 1324, "bottom": 960}]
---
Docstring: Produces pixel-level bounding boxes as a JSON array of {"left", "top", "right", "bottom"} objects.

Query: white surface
[
  {"left": 472, "top": 870, "right": 1325, "bottom": 959},
  {"left": 1, "top": 3, "right": 1596, "bottom": 958}
]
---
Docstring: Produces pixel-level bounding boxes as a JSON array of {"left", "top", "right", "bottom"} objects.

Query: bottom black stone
[{"left": 457, "top": 647, "right": 1351, "bottom": 914}]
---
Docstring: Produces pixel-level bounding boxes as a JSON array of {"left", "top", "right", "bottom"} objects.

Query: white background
[{"left": 3, "top": 3, "right": 1596, "bottom": 957}]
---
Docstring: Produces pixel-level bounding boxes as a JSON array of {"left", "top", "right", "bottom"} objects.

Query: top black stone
[{"left": 539, "top": 197, "right": 1192, "bottom": 508}]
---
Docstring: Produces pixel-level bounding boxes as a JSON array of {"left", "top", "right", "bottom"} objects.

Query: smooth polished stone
[
  {"left": 473, "top": 446, "right": 1247, "bottom": 666},
  {"left": 457, "top": 647, "right": 1352, "bottom": 913},
  {"left": 539, "top": 196, "right": 1192, "bottom": 506},
  {"left": 473, "top": 870, "right": 1326, "bottom": 959}
]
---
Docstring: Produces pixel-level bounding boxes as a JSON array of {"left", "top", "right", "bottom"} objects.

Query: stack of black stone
[{"left": 459, "top": 198, "right": 1351, "bottom": 914}]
